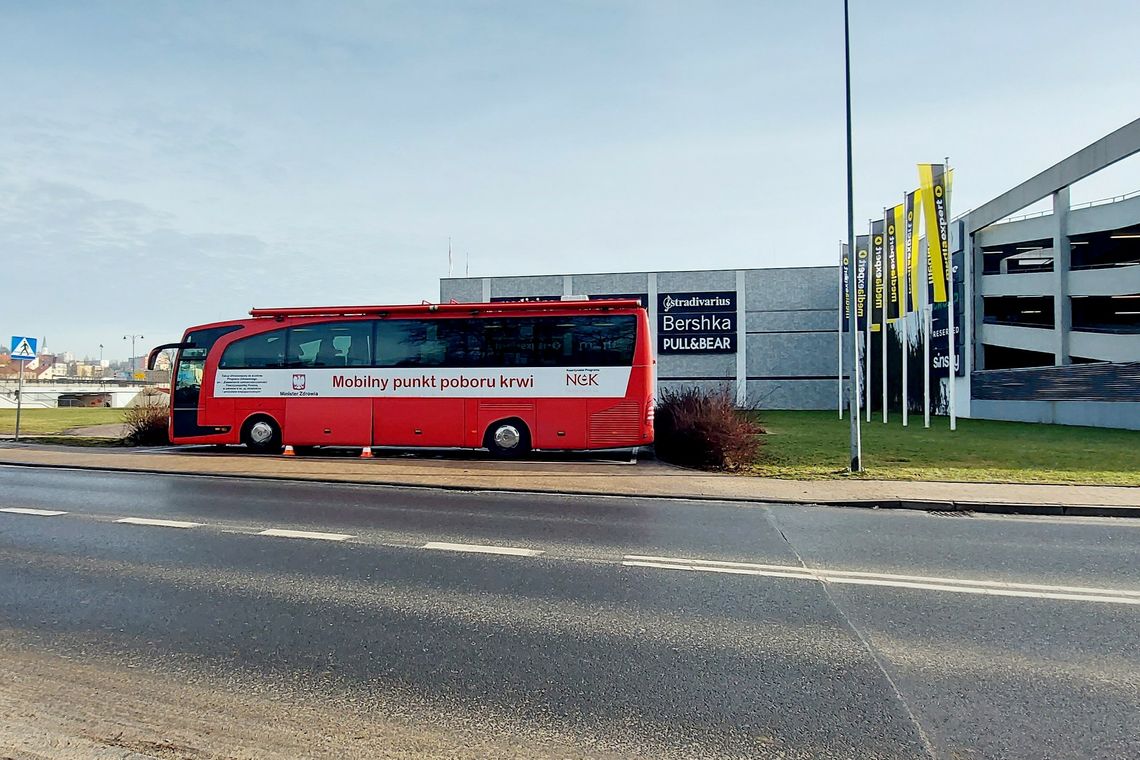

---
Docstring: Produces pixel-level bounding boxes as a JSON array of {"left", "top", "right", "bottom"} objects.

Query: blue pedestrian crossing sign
[{"left": 10, "top": 336, "right": 37, "bottom": 361}]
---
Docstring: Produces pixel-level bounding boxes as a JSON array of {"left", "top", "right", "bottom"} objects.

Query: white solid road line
[
  {"left": 0, "top": 507, "right": 68, "bottom": 516},
  {"left": 423, "top": 541, "right": 544, "bottom": 557},
  {"left": 115, "top": 517, "right": 204, "bottom": 529},
  {"left": 257, "top": 528, "right": 354, "bottom": 541},
  {"left": 823, "top": 576, "right": 1140, "bottom": 605},
  {"left": 807, "top": 566, "right": 1140, "bottom": 597},
  {"left": 622, "top": 559, "right": 817, "bottom": 581},
  {"left": 622, "top": 554, "right": 1140, "bottom": 605}
]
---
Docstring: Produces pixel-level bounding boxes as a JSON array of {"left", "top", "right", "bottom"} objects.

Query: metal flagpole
[
  {"left": 922, "top": 236, "right": 931, "bottom": 428},
  {"left": 843, "top": 0, "right": 861, "bottom": 471},
  {"left": 945, "top": 157, "right": 957, "bottom": 431},
  {"left": 865, "top": 220, "right": 873, "bottom": 423},
  {"left": 881, "top": 210, "right": 888, "bottom": 424},
  {"left": 865, "top": 285, "right": 872, "bottom": 421},
  {"left": 838, "top": 242, "right": 845, "bottom": 419},
  {"left": 901, "top": 192, "right": 909, "bottom": 427}
]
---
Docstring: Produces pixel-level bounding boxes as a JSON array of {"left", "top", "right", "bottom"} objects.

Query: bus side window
[
  {"left": 343, "top": 333, "right": 371, "bottom": 366},
  {"left": 219, "top": 329, "right": 286, "bottom": 369},
  {"left": 287, "top": 322, "right": 372, "bottom": 368},
  {"left": 532, "top": 317, "right": 571, "bottom": 367},
  {"left": 375, "top": 320, "right": 423, "bottom": 367},
  {"left": 484, "top": 317, "right": 536, "bottom": 367},
  {"left": 418, "top": 323, "right": 445, "bottom": 366},
  {"left": 439, "top": 319, "right": 485, "bottom": 367}
]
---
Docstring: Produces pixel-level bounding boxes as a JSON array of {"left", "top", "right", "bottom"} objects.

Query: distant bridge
[{"left": 0, "top": 379, "right": 159, "bottom": 409}]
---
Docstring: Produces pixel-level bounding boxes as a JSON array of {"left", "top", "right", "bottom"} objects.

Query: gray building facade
[{"left": 440, "top": 266, "right": 840, "bottom": 410}]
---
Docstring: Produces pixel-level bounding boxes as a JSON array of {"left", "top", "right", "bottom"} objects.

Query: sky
[{"left": 1, "top": 0, "right": 1138, "bottom": 361}]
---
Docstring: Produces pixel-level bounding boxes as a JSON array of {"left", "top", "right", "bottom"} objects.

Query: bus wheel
[
  {"left": 485, "top": 419, "right": 531, "bottom": 459},
  {"left": 241, "top": 416, "right": 281, "bottom": 454}
]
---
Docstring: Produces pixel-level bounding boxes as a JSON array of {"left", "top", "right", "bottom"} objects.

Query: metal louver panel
[
  {"left": 972, "top": 362, "right": 1140, "bottom": 401},
  {"left": 589, "top": 401, "right": 640, "bottom": 446}
]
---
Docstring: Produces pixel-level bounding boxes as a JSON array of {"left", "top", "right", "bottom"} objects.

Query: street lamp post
[
  {"left": 843, "top": 0, "right": 863, "bottom": 472},
  {"left": 123, "top": 334, "right": 144, "bottom": 372}
]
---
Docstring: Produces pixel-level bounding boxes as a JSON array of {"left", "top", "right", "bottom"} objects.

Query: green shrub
[{"left": 653, "top": 386, "right": 764, "bottom": 471}]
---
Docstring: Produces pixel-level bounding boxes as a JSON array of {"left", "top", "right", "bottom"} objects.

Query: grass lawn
[
  {"left": 750, "top": 410, "right": 1140, "bottom": 486},
  {"left": 0, "top": 407, "right": 125, "bottom": 436}
]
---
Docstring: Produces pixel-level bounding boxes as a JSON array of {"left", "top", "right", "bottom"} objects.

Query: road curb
[
  {"left": 2, "top": 458, "right": 1138, "bottom": 518},
  {"left": 836, "top": 498, "right": 1134, "bottom": 518}
]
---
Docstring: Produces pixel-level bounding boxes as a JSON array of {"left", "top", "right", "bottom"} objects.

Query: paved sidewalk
[
  {"left": 63, "top": 423, "right": 128, "bottom": 437},
  {"left": 1, "top": 443, "right": 1137, "bottom": 516}
]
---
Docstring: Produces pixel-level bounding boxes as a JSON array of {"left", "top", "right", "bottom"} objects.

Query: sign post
[
  {"left": 10, "top": 336, "right": 38, "bottom": 443},
  {"left": 16, "top": 361, "right": 23, "bottom": 441}
]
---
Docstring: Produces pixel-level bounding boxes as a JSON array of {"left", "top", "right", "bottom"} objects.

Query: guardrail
[
  {"left": 997, "top": 189, "right": 1140, "bottom": 225},
  {"left": 0, "top": 378, "right": 153, "bottom": 387}
]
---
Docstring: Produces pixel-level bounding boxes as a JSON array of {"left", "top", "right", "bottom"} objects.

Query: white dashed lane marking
[
  {"left": 622, "top": 555, "right": 1140, "bottom": 605},
  {"left": 115, "top": 517, "right": 204, "bottom": 529},
  {"left": 423, "top": 541, "right": 544, "bottom": 557},
  {"left": 257, "top": 528, "right": 354, "bottom": 542},
  {"left": 0, "top": 507, "right": 68, "bottom": 516}
]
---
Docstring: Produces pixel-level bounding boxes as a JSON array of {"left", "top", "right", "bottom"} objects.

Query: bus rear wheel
[
  {"left": 485, "top": 419, "right": 531, "bottom": 459},
  {"left": 241, "top": 416, "right": 281, "bottom": 454}
]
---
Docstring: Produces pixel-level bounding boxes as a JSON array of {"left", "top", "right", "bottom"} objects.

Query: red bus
[{"left": 149, "top": 299, "right": 654, "bottom": 456}]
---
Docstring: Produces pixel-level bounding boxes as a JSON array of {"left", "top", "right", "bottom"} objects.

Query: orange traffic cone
[
  {"left": 360, "top": 446, "right": 374, "bottom": 459},
  {"left": 282, "top": 445, "right": 296, "bottom": 457}
]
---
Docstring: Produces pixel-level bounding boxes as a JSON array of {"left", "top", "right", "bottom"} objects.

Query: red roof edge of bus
[{"left": 247, "top": 300, "right": 644, "bottom": 319}]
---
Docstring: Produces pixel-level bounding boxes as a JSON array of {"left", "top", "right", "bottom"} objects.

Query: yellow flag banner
[
  {"left": 906, "top": 189, "right": 921, "bottom": 308},
  {"left": 918, "top": 163, "right": 950, "bottom": 303},
  {"left": 886, "top": 204, "right": 904, "bottom": 321}
]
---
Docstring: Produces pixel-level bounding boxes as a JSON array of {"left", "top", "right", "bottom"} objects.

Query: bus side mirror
[{"left": 148, "top": 343, "right": 193, "bottom": 370}]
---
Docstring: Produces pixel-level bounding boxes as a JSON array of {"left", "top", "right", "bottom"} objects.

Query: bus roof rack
[{"left": 248, "top": 299, "right": 643, "bottom": 319}]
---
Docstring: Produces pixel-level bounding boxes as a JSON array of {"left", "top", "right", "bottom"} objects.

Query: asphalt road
[{"left": 1, "top": 465, "right": 1138, "bottom": 759}]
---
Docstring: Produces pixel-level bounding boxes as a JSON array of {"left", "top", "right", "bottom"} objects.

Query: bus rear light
[{"left": 645, "top": 399, "right": 655, "bottom": 426}]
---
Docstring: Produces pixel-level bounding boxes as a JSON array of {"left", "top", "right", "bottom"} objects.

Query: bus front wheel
[
  {"left": 485, "top": 419, "right": 531, "bottom": 459},
  {"left": 241, "top": 416, "right": 282, "bottom": 454}
]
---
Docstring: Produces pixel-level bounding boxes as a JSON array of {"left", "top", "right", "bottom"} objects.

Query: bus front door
[{"left": 172, "top": 347, "right": 215, "bottom": 438}]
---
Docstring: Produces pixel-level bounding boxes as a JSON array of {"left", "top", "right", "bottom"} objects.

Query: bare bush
[
  {"left": 122, "top": 402, "right": 169, "bottom": 446},
  {"left": 653, "top": 386, "right": 764, "bottom": 471}
]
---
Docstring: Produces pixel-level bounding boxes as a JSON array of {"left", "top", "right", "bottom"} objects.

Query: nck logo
[{"left": 292, "top": 374, "right": 306, "bottom": 391}]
